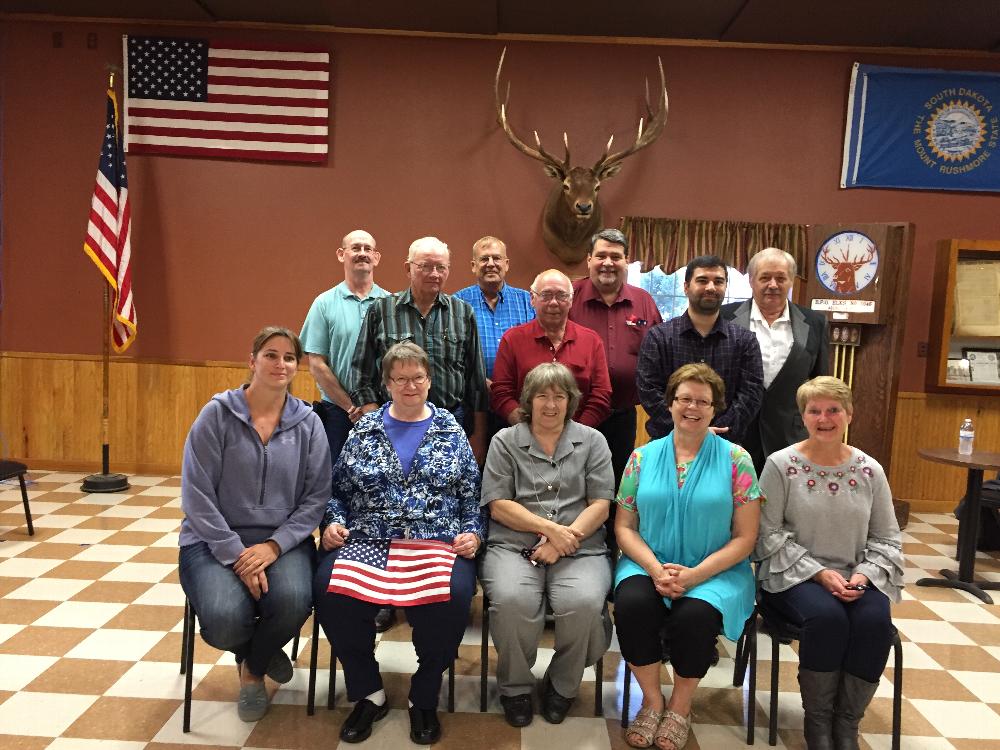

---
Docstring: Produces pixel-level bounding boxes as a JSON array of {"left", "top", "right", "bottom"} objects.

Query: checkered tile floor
[{"left": 2, "top": 472, "right": 1000, "bottom": 749}]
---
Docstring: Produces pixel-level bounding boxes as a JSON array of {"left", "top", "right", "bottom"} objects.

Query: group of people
[{"left": 178, "top": 229, "right": 903, "bottom": 750}]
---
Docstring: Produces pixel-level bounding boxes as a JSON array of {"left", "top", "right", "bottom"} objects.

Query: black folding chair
[{"left": 0, "top": 460, "right": 33, "bottom": 535}]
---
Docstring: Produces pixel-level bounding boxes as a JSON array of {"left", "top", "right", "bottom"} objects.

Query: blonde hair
[
  {"left": 796, "top": 376, "right": 853, "bottom": 414},
  {"left": 664, "top": 363, "right": 726, "bottom": 411},
  {"left": 472, "top": 236, "right": 506, "bottom": 259}
]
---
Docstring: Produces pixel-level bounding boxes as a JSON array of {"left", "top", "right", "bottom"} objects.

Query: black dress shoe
[
  {"left": 374, "top": 606, "right": 396, "bottom": 633},
  {"left": 500, "top": 693, "right": 533, "bottom": 727},
  {"left": 540, "top": 677, "right": 573, "bottom": 724},
  {"left": 408, "top": 706, "right": 442, "bottom": 745},
  {"left": 340, "top": 698, "right": 389, "bottom": 743}
]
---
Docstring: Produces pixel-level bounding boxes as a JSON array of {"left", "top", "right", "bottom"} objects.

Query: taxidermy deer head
[{"left": 494, "top": 48, "right": 668, "bottom": 265}]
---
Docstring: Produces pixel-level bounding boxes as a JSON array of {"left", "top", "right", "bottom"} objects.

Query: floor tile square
[
  {"left": 73, "top": 516, "right": 137, "bottom": 531},
  {"left": 57, "top": 503, "right": 117, "bottom": 517},
  {"left": 101, "top": 531, "right": 166, "bottom": 546},
  {"left": 127, "top": 476, "right": 170, "bottom": 487},
  {"left": 922, "top": 601, "right": 1000, "bottom": 624},
  {"left": 151, "top": 700, "right": 256, "bottom": 746},
  {"left": 107, "top": 660, "right": 212, "bottom": 699},
  {"left": 11, "top": 543, "right": 81, "bottom": 560},
  {"left": 4, "top": 577, "right": 92, "bottom": 601},
  {"left": 122, "top": 518, "right": 181, "bottom": 533},
  {"left": 0, "top": 690, "right": 97, "bottom": 736},
  {"left": 151, "top": 532, "right": 181, "bottom": 548},
  {"left": 65, "top": 629, "right": 165, "bottom": 661},
  {"left": 100, "top": 562, "right": 176, "bottom": 583},
  {"left": 910, "top": 699, "right": 1000, "bottom": 738},
  {"left": 97, "top": 505, "right": 159, "bottom": 518},
  {"left": 42, "top": 560, "right": 120, "bottom": 580},
  {"left": 34, "top": 601, "right": 128, "bottom": 629},
  {"left": 0, "top": 734, "right": 56, "bottom": 750},
  {"left": 0, "top": 557, "right": 64, "bottom": 578},
  {"left": 104, "top": 603, "right": 184, "bottom": 631},
  {"left": 0, "top": 626, "right": 94, "bottom": 657},
  {"left": 47, "top": 739, "right": 147, "bottom": 750},
  {"left": 953, "top": 622, "right": 1000, "bottom": 646},
  {"left": 133, "top": 582, "right": 185, "bottom": 606},
  {"left": 138, "top": 485, "right": 183, "bottom": 497},
  {"left": 25, "top": 657, "right": 132, "bottom": 694},
  {"left": 950, "top": 670, "right": 1000, "bottom": 703},
  {"left": 71, "top": 580, "right": 154, "bottom": 603},
  {"left": 894, "top": 619, "right": 977, "bottom": 645},
  {"left": 31, "top": 515, "right": 87, "bottom": 530},
  {"left": 0, "top": 654, "right": 60, "bottom": 690},
  {"left": 0, "top": 600, "right": 58, "bottom": 625},
  {"left": 0, "top": 624, "right": 24, "bottom": 646},
  {"left": 129, "top": 547, "right": 181, "bottom": 564},
  {"left": 64, "top": 695, "right": 183, "bottom": 742},
  {"left": 72, "top": 544, "right": 146, "bottom": 563},
  {"left": 0, "top": 540, "right": 38, "bottom": 558},
  {"left": 45, "top": 529, "right": 116, "bottom": 546}
]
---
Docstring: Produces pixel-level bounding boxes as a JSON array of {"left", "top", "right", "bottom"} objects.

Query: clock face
[{"left": 815, "top": 231, "right": 879, "bottom": 295}]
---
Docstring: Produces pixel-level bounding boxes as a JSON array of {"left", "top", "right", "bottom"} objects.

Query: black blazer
[{"left": 721, "top": 300, "right": 829, "bottom": 470}]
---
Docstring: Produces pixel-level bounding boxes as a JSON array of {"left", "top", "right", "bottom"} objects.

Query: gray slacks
[{"left": 480, "top": 546, "right": 611, "bottom": 698}]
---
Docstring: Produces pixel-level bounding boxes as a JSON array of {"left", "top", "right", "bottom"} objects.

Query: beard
[{"left": 691, "top": 292, "right": 722, "bottom": 314}]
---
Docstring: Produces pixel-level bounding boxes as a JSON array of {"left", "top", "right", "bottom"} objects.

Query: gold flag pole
[{"left": 82, "top": 71, "right": 129, "bottom": 493}]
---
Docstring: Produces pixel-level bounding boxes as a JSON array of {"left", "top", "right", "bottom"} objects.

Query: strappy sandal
[
  {"left": 625, "top": 704, "right": 663, "bottom": 748},
  {"left": 654, "top": 709, "right": 691, "bottom": 750}
]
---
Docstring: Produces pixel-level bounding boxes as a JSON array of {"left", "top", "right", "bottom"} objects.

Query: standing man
[
  {"left": 301, "top": 229, "right": 388, "bottom": 463},
  {"left": 352, "top": 236, "right": 489, "bottom": 459},
  {"left": 636, "top": 255, "right": 764, "bottom": 443},
  {"left": 454, "top": 236, "right": 535, "bottom": 436},
  {"left": 569, "top": 229, "right": 661, "bottom": 490},
  {"left": 722, "top": 247, "right": 829, "bottom": 473},
  {"left": 491, "top": 269, "right": 611, "bottom": 428}
]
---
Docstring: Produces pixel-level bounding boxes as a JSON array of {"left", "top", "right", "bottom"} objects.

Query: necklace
[{"left": 529, "top": 453, "right": 563, "bottom": 520}]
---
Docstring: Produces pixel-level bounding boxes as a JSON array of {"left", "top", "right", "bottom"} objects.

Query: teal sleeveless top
[{"left": 614, "top": 431, "right": 756, "bottom": 641}]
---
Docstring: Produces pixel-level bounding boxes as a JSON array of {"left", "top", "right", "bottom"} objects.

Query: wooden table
[{"left": 915, "top": 448, "right": 1000, "bottom": 604}]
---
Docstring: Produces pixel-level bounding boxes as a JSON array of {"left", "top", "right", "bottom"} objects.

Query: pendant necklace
[{"left": 530, "top": 453, "right": 563, "bottom": 520}]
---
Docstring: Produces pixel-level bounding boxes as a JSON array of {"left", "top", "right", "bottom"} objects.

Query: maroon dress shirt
[
  {"left": 490, "top": 319, "right": 612, "bottom": 427},
  {"left": 570, "top": 279, "right": 662, "bottom": 410}
]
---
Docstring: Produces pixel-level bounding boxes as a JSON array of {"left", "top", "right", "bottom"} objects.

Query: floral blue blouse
[{"left": 321, "top": 403, "right": 485, "bottom": 541}]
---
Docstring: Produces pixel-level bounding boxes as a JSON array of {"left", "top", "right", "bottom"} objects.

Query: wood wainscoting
[
  {"left": 2, "top": 351, "right": 997, "bottom": 509},
  {"left": 0, "top": 351, "right": 320, "bottom": 476}
]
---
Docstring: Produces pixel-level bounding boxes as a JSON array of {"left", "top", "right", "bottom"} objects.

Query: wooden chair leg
[
  {"left": 18, "top": 474, "right": 33, "bottom": 536},
  {"left": 183, "top": 601, "right": 196, "bottom": 733}
]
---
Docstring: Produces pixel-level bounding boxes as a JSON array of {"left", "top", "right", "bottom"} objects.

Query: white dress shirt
[{"left": 749, "top": 300, "right": 793, "bottom": 388}]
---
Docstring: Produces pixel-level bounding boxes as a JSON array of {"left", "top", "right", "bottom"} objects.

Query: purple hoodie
[{"left": 180, "top": 388, "right": 331, "bottom": 565}]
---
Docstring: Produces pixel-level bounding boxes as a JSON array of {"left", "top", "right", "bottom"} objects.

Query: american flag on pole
[
  {"left": 83, "top": 85, "right": 137, "bottom": 353},
  {"left": 328, "top": 538, "right": 457, "bottom": 606},
  {"left": 123, "top": 35, "right": 329, "bottom": 164}
]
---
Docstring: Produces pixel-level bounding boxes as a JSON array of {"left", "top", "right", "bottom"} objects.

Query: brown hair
[
  {"left": 381, "top": 341, "right": 431, "bottom": 384},
  {"left": 664, "top": 362, "right": 726, "bottom": 411},
  {"left": 796, "top": 375, "right": 853, "bottom": 414},
  {"left": 519, "top": 362, "right": 581, "bottom": 424},
  {"left": 247, "top": 326, "right": 303, "bottom": 388}
]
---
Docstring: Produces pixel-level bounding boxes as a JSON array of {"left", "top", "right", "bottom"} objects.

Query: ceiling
[{"left": 3, "top": 0, "right": 1000, "bottom": 54}]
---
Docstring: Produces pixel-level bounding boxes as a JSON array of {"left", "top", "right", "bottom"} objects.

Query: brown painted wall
[{"left": 3, "top": 20, "right": 1000, "bottom": 391}]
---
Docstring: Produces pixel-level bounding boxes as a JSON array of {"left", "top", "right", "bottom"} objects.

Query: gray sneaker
[
  {"left": 265, "top": 649, "right": 294, "bottom": 684},
  {"left": 237, "top": 681, "right": 269, "bottom": 722}
]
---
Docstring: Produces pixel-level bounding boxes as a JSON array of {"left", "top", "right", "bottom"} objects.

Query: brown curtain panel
[{"left": 620, "top": 216, "right": 809, "bottom": 279}]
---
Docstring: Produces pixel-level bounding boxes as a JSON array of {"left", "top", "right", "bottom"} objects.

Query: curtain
[{"left": 620, "top": 216, "right": 809, "bottom": 279}]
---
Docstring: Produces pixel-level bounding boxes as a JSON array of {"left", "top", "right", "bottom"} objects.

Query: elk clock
[{"left": 804, "top": 223, "right": 900, "bottom": 325}]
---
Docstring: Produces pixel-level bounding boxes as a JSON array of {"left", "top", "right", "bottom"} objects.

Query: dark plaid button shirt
[
  {"left": 636, "top": 311, "right": 764, "bottom": 443},
  {"left": 351, "top": 288, "right": 489, "bottom": 414}
]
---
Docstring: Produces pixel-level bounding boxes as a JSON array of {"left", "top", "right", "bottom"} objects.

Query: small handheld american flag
[{"left": 328, "top": 537, "right": 456, "bottom": 606}]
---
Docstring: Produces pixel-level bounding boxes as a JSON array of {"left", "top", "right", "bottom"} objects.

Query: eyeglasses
[
  {"left": 389, "top": 374, "right": 428, "bottom": 387},
  {"left": 410, "top": 262, "right": 450, "bottom": 274},
  {"left": 673, "top": 396, "right": 714, "bottom": 409},
  {"left": 532, "top": 290, "right": 571, "bottom": 302},
  {"left": 476, "top": 255, "right": 507, "bottom": 265}
]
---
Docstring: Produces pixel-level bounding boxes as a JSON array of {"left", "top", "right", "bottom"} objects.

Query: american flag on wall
[
  {"left": 328, "top": 538, "right": 457, "bottom": 606},
  {"left": 83, "top": 85, "right": 137, "bottom": 353},
  {"left": 122, "top": 35, "right": 330, "bottom": 163}
]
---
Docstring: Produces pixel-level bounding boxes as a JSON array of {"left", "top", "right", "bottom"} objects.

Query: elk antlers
[{"left": 493, "top": 47, "right": 669, "bottom": 176}]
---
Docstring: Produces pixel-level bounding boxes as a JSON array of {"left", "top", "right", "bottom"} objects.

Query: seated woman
[
  {"left": 614, "top": 363, "right": 761, "bottom": 750},
  {"left": 313, "top": 341, "right": 484, "bottom": 746},
  {"left": 755, "top": 376, "right": 903, "bottom": 750},
  {"left": 480, "top": 362, "right": 613, "bottom": 728},
  {"left": 179, "top": 326, "right": 331, "bottom": 722}
]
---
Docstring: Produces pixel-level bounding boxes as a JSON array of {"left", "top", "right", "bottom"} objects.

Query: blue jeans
[
  {"left": 179, "top": 539, "right": 315, "bottom": 677},
  {"left": 762, "top": 580, "right": 893, "bottom": 682}
]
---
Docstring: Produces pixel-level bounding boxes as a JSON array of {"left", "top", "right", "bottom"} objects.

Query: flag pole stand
[{"left": 82, "top": 284, "right": 130, "bottom": 494}]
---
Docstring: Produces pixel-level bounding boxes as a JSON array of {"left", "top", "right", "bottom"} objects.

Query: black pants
[
  {"left": 614, "top": 575, "right": 722, "bottom": 679},
  {"left": 313, "top": 550, "right": 476, "bottom": 708},
  {"left": 313, "top": 400, "right": 353, "bottom": 472},
  {"left": 597, "top": 407, "right": 637, "bottom": 556},
  {"left": 762, "top": 581, "right": 893, "bottom": 682}
]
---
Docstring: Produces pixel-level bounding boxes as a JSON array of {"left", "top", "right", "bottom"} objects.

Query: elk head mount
[{"left": 494, "top": 48, "right": 668, "bottom": 265}]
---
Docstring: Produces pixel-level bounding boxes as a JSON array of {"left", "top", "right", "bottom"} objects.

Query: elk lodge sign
[
  {"left": 805, "top": 224, "right": 892, "bottom": 325},
  {"left": 494, "top": 48, "right": 668, "bottom": 265}
]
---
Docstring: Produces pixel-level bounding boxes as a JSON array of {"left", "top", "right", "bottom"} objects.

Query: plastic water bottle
[{"left": 959, "top": 418, "right": 975, "bottom": 455}]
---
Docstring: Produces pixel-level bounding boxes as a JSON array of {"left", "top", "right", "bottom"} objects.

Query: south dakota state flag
[{"left": 841, "top": 63, "right": 1000, "bottom": 192}]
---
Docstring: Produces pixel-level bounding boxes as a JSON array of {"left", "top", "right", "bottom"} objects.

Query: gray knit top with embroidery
[{"left": 754, "top": 445, "right": 904, "bottom": 602}]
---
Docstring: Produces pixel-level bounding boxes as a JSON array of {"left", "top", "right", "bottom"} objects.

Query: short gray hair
[
  {"left": 407, "top": 236, "right": 449, "bottom": 261},
  {"left": 518, "top": 363, "right": 581, "bottom": 424},
  {"left": 530, "top": 269, "right": 573, "bottom": 297},
  {"left": 590, "top": 228, "right": 628, "bottom": 255},
  {"left": 381, "top": 341, "right": 430, "bottom": 384},
  {"left": 747, "top": 247, "right": 797, "bottom": 278}
]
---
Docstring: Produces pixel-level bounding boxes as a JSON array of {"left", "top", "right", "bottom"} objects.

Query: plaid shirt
[
  {"left": 454, "top": 283, "right": 535, "bottom": 378},
  {"left": 351, "top": 288, "right": 489, "bottom": 413},
  {"left": 636, "top": 311, "right": 764, "bottom": 443}
]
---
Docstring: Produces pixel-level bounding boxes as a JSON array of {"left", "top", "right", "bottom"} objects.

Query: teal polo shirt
[{"left": 300, "top": 281, "right": 389, "bottom": 402}]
